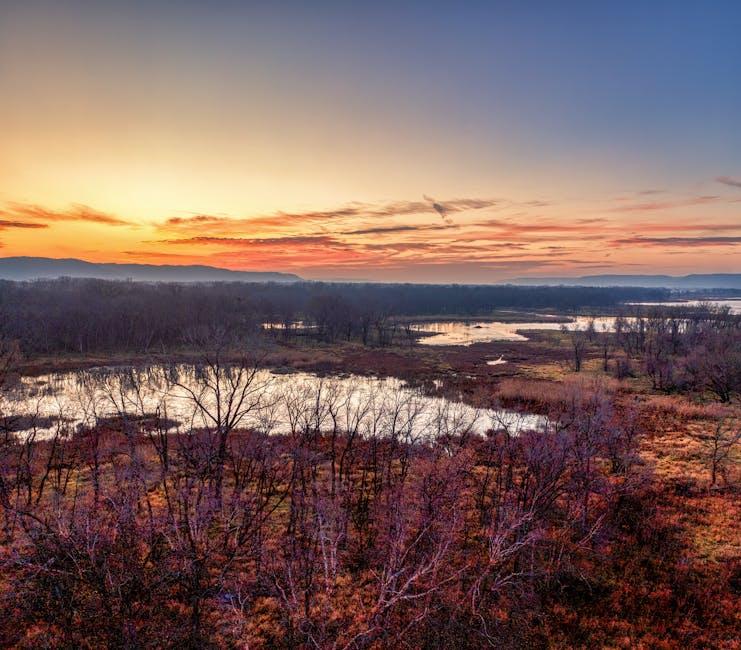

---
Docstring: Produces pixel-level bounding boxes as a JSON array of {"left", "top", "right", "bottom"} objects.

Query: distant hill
[
  {"left": 509, "top": 274, "right": 741, "bottom": 289},
  {"left": 0, "top": 257, "right": 301, "bottom": 283}
]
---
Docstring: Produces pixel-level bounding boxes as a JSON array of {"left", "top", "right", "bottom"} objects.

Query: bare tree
[
  {"left": 562, "top": 324, "right": 588, "bottom": 372},
  {"left": 705, "top": 419, "right": 740, "bottom": 488},
  {"left": 162, "top": 327, "right": 270, "bottom": 500}
]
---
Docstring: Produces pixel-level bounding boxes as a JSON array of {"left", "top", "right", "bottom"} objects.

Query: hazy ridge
[
  {"left": 0, "top": 257, "right": 301, "bottom": 283},
  {"left": 510, "top": 273, "right": 741, "bottom": 289}
]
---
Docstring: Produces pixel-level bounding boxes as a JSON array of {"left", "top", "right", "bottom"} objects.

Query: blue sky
[{"left": 1, "top": 1, "right": 740, "bottom": 281}]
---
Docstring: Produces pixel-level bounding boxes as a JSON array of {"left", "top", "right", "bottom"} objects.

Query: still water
[
  {"left": 3, "top": 366, "right": 544, "bottom": 440},
  {"left": 413, "top": 298, "right": 740, "bottom": 346},
  {"left": 412, "top": 316, "right": 617, "bottom": 346},
  {"left": 627, "top": 299, "right": 741, "bottom": 314}
]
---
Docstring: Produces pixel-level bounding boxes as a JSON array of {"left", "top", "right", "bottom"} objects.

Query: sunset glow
[{"left": 1, "top": 1, "right": 740, "bottom": 282}]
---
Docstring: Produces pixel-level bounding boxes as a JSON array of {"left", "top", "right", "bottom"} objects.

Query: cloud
[
  {"left": 468, "top": 220, "right": 612, "bottom": 243},
  {"left": 608, "top": 196, "right": 720, "bottom": 212},
  {"left": 159, "top": 197, "right": 499, "bottom": 233},
  {"left": 666, "top": 223, "right": 741, "bottom": 232},
  {"left": 423, "top": 194, "right": 450, "bottom": 221},
  {"left": 464, "top": 218, "right": 741, "bottom": 245},
  {"left": 477, "top": 220, "right": 595, "bottom": 233},
  {"left": 0, "top": 220, "right": 48, "bottom": 230},
  {"left": 12, "top": 191, "right": 735, "bottom": 281},
  {"left": 4, "top": 202, "right": 132, "bottom": 226},
  {"left": 717, "top": 176, "right": 741, "bottom": 189},
  {"left": 342, "top": 223, "right": 458, "bottom": 236},
  {"left": 164, "top": 215, "right": 226, "bottom": 226},
  {"left": 612, "top": 236, "right": 741, "bottom": 247},
  {"left": 122, "top": 250, "right": 195, "bottom": 259},
  {"left": 155, "top": 235, "right": 341, "bottom": 247}
]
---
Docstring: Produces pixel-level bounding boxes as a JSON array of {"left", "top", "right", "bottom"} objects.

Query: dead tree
[{"left": 706, "top": 419, "right": 740, "bottom": 488}]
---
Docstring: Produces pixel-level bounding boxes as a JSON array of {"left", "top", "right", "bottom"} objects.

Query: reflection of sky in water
[
  {"left": 3, "top": 366, "right": 544, "bottom": 440},
  {"left": 414, "top": 299, "right": 739, "bottom": 346},
  {"left": 413, "top": 316, "right": 617, "bottom": 346},
  {"left": 627, "top": 299, "right": 741, "bottom": 314}
]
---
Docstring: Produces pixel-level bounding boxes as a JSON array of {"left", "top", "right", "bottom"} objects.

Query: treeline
[
  {"left": 615, "top": 307, "right": 741, "bottom": 402},
  {"left": 0, "top": 278, "right": 670, "bottom": 355},
  {"left": 562, "top": 306, "right": 741, "bottom": 402}
]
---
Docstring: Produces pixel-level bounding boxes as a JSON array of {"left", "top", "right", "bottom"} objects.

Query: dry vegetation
[{"left": 0, "top": 286, "right": 739, "bottom": 648}]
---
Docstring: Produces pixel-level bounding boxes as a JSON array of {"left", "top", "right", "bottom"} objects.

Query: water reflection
[
  {"left": 3, "top": 366, "right": 544, "bottom": 440},
  {"left": 413, "top": 316, "right": 617, "bottom": 346},
  {"left": 627, "top": 299, "right": 741, "bottom": 314}
]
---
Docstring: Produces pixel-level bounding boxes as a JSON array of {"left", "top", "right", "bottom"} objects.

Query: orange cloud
[
  {"left": 158, "top": 197, "right": 500, "bottom": 235},
  {"left": 0, "top": 220, "right": 48, "bottom": 230},
  {"left": 4, "top": 202, "right": 133, "bottom": 226},
  {"left": 0, "top": 186, "right": 738, "bottom": 281},
  {"left": 611, "top": 236, "right": 741, "bottom": 247},
  {"left": 155, "top": 235, "right": 341, "bottom": 247}
]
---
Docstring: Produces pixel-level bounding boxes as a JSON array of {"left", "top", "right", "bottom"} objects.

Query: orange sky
[
  {"left": 1, "top": 2, "right": 740, "bottom": 283},
  {"left": 1, "top": 193, "right": 739, "bottom": 282}
]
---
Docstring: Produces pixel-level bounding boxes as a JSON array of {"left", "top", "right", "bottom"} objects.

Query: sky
[{"left": 1, "top": 0, "right": 740, "bottom": 283}]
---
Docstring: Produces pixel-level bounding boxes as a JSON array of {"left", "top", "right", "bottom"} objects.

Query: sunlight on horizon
[{"left": 1, "top": 1, "right": 739, "bottom": 282}]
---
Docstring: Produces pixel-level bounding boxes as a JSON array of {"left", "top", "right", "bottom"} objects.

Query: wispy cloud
[
  {"left": 477, "top": 220, "right": 599, "bottom": 234},
  {"left": 608, "top": 196, "right": 720, "bottom": 212},
  {"left": 6, "top": 187, "right": 736, "bottom": 280},
  {"left": 0, "top": 219, "right": 48, "bottom": 230},
  {"left": 342, "top": 223, "right": 458, "bottom": 236},
  {"left": 4, "top": 202, "right": 132, "bottom": 226},
  {"left": 155, "top": 235, "right": 342, "bottom": 247},
  {"left": 467, "top": 218, "right": 741, "bottom": 243},
  {"left": 163, "top": 215, "right": 225, "bottom": 226},
  {"left": 612, "top": 236, "right": 741, "bottom": 247},
  {"left": 423, "top": 195, "right": 452, "bottom": 222},
  {"left": 159, "top": 197, "right": 499, "bottom": 233},
  {"left": 717, "top": 176, "right": 741, "bottom": 189},
  {"left": 122, "top": 250, "right": 195, "bottom": 259}
]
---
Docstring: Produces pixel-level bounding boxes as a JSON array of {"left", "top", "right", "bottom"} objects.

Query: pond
[
  {"left": 3, "top": 366, "right": 545, "bottom": 440},
  {"left": 627, "top": 299, "right": 741, "bottom": 314},
  {"left": 412, "top": 316, "right": 617, "bottom": 346}
]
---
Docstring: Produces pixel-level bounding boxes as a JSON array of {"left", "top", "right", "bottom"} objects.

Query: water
[
  {"left": 3, "top": 366, "right": 544, "bottom": 440},
  {"left": 261, "top": 320, "right": 316, "bottom": 330},
  {"left": 627, "top": 299, "right": 741, "bottom": 314},
  {"left": 413, "top": 316, "right": 617, "bottom": 346},
  {"left": 412, "top": 302, "right": 740, "bottom": 346}
]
